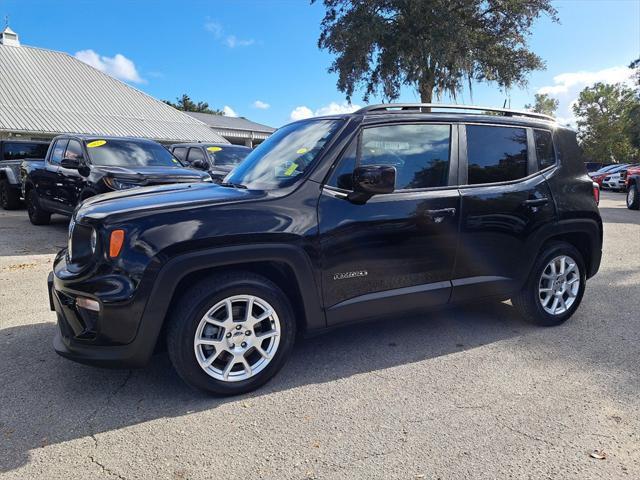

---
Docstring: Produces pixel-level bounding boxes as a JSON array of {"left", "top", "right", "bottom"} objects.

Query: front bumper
[{"left": 49, "top": 254, "right": 159, "bottom": 368}]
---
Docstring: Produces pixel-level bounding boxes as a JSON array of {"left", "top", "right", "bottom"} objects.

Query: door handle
[
  {"left": 424, "top": 207, "right": 457, "bottom": 222},
  {"left": 522, "top": 197, "right": 549, "bottom": 207}
]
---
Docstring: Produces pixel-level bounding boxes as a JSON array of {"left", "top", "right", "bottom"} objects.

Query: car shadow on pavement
[{"left": 0, "top": 301, "right": 528, "bottom": 473}]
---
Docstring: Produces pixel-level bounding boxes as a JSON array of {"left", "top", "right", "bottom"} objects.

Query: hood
[
  {"left": 93, "top": 165, "right": 209, "bottom": 183},
  {"left": 76, "top": 183, "right": 265, "bottom": 221}
]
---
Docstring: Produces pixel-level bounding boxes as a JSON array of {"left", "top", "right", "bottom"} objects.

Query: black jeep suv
[{"left": 48, "top": 104, "right": 602, "bottom": 395}]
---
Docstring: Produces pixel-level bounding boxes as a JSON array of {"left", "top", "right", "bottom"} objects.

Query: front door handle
[
  {"left": 424, "top": 207, "right": 457, "bottom": 222},
  {"left": 522, "top": 197, "right": 549, "bottom": 207}
]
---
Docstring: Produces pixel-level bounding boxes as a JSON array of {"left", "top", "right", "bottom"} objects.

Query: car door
[
  {"left": 36, "top": 138, "right": 67, "bottom": 210},
  {"left": 451, "top": 124, "right": 557, "bottom": 302},
  {"left": 318, "top": 121, "right": 461, "bottom": 326},
  {"left": 172, "top": 146, "right": 187, "bottom": 164},
  {"left": 57, "top": 139, "right": 87, "bottom": 211}
]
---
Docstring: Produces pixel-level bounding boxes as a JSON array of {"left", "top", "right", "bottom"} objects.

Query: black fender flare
[{"left": 134, "top": 243, "right": 325, "bottom": 361}]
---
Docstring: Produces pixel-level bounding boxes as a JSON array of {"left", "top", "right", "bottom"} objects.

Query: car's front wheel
[
  {"left": 167, "top": 272, "right": 296, "bottom": 395},
  {"left": 627, "top": 184, "right": 640, "bottom": 210},
  {"left": 512, "top": 242, "right": 586, "bottom": 326},
  {"left": 26, "top": 189, "right": 51, "bottom": 225}
]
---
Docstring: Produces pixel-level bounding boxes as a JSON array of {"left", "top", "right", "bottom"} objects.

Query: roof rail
[{"left": 355, "top": 103, "right": 555, "bottom": 122}]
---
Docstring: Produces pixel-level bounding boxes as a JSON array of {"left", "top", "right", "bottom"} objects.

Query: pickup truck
[
  {"left": 170, "top": 143, "right": 252, "bottom": 183},
  {"left": 0, "top": 140, "right": 50, "bottom": 209},
  {"left": 21, "top": 134, "right": 212, "bottom": 225}
]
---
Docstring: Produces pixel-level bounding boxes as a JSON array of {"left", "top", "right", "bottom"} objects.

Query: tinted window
[
  {"left": 49, "top": 139, "right": 68, "bottom": 165},
  {"left": 534, "top": 130, "right": 555, "bottom": 170},
  {"left": 208, "top": 146, "right": 251, "bottom": 166},
  {"left": 64, "top": 140, "right": 83, "bottom": 160},
  {"left": 173, "top": 147, "right": 187, "bottom": 161},
  {"left": 467, "top": 125, "right": 528, "bottom": 184},
  {"left": 2, "top": 142, "right": 49, "bottom": 161},
  {"left": 187, "top": 147, "right": 206, "bottom": 164},
  {"left": 360, "top": 124, "right": 450, "bottom": 190},
  {"left": 86, "top": 139, "right": 183, "bottom": 167},
  {"left": 327, "top": 141, "right": 357, "bottom": 190}
]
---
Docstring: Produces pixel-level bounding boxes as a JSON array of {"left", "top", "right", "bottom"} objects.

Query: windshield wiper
[{"left": 220, "top": 182, "right": 248, "bottom": 189}]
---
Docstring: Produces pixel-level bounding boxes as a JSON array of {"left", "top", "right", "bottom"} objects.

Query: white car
[{"left": 602, "top": 172, "right": 626, "bottom": 191}]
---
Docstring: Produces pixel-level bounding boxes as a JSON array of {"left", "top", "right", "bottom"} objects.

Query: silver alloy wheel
[
  {"left": 193, "top": 294, "right": 281, "bottom": 382},
  {"left": 628, "top": 187, "right": 636, "bottom": 207},
  {"left": 538, "top": 255, "right": 580, "bottom": 315}
]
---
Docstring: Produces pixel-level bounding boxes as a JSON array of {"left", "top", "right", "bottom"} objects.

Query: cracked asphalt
[{"left": 1, "top": 191, "right": 639, "bottom": 479}]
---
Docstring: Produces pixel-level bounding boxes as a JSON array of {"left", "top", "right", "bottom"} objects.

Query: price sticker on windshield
[
  {"left": 87, "top": 140, "right": 106, "bottom": 148},
  {"left": 284, "top": 163, "right": 298, "bottom": 176},
  {"left": 207, "top": 146, "right": 223, "bottom": 152},
  {"left": 296, "top": 148, "right": 309, "bottom": 155}
]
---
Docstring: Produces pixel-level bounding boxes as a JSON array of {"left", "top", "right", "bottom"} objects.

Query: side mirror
[
  {"left": 347, "top": 165, "right": 396, "bottom": 204},
  {"left": 60, "top": 157, "right": 82, "bottom": 169},
  {"left": 191, "top": 159, "right": 208, "bottom": 171}
]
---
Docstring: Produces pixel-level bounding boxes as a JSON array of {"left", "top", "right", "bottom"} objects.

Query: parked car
[
  {"left": 22, "top": 135, "right": 211, "bottom": 225},
  {"left": 592, "top": 164, "right": 629, "bottom": 188},
  {"left": 48, "top": 104, "right": 602, "bottom": 396},
  {"left": 0, "top": 139, "right": 50, "bottom": 209},
  {"left": 584, "top": 162, "right": 610, "bottom": 173},
  {"left": 170, "top": 143, "right": 252, "bottom": 183},
  {"left": 626, "top": 165, "right": 640, "bottom": 210}
]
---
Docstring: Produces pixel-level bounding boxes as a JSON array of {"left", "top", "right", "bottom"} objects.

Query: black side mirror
[
  {"left": 191, "top": 159, "right": 208, "bottom": 171},
  {"left": 60, "top": 157, "right": 82, "bottom": 169},
  {"left": 347, "top": 165, "right": 396, "bottom": 204}
]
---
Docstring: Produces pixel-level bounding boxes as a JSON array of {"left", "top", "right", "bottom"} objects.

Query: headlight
[
  {"left": 104, "top": 177, "right": 141, "bottom": 190},
  {"left": 67, "top": 222, "right": 98, "bottom": 264}
]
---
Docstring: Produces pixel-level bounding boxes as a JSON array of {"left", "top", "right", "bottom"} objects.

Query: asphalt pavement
[{"left": 0, "top": 191, "right": 638, "bottom": 479}]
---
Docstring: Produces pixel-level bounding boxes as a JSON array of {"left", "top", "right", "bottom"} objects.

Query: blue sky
[{"left": 2, "top": 0, "right": 639, "bottom": 127}]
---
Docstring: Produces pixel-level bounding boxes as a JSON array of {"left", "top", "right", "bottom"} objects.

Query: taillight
[
  {"left": 592, "top": 183, "right": 600, "bottom": 205},
  {"left": 109, "top": 229, "right": 125, "bottom": 258}
]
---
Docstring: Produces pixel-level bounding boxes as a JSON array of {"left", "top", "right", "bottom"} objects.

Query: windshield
[
  {"left": 224, "top": 119, "right": 343, "bottom": 190},
  {"left": 85, "top": 139, "right": 183, "bottom": 167},
  {"left": 207, "top": 145, "right": 251, "bottom": 166}
]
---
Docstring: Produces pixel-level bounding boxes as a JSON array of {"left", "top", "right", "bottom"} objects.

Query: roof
[
  {"left": 184, "top": 112, "right": 276, "bottom": 140},
  {"left": 0, "top": 43, "right": 228, "bottom": 143}
]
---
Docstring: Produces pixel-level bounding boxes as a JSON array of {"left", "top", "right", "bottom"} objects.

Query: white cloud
[
  {"left": 204, "top": 20, "right": 223, "bottom": 37},
  {"left": 74, "top": 49, "right": 144, "bottom": 84},
  {"left": 223, "top": 106, "right": 238, "bottom": 117},
  {"left": 535, "top": 65, "right": 634, "bottom": 124},
  {"left": 204, "top": 19, "right": 254, "bottom": 48},
  {"left": 290, "top": 101, "right": 361, "bottom": 121},
  {"left": 253, "top": 100, "right": 270, "bottom": 110},
  {"left": 225, "top": 35, "right": 254, "bottom": 48}
]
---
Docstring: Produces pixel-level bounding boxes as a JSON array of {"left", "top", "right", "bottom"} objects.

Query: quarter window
[
  {"left": 534, "top": 130, "right": 556, "bottom": 170},
  {"left": 187, "top": 147, "right": 206, "bottom": 165},
  {"left": 49, "top": 139, "right": 68, "bottom": 166},
  {"left": 466, "top": 125, "right": 528, "bottom": 184},
  {"left": 173, "top": 147, "right": 187, "bottom": 162}
]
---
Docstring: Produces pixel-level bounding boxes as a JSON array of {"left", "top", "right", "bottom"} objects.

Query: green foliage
[
  {"left": 572, "top": 83, "right": 639, "bottom": 163},
  {"left": 626, "top": 59, "right": 640, "bottom": 149},
  {"left": 525, "top": 93, "right": 558, "bottom": 116},
  {"left": 163, "top": 94, "right": 224, "bottom": 115},
  {"left": 313, "top": 0, "right": 558, "bottom": 103}
]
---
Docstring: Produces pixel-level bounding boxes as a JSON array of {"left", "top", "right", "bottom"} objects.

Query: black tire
[
  {"left": 627, "top": 184, "right": 640, "bottom": 210},
  {"left": 26, "top": 189, "right": 51, "bottom": 225},
  {"left": 512, "top": 241, "right": 586, "bottom": 326},
  {"left": 166, "top": 272, "right": 297, "bottom": 396},
  {"left": 0, "top": 179, "right": 21, "bottom": 210}
]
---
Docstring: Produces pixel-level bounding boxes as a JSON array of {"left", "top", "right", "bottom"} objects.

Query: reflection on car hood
[
  {"left": 93, "top": 165, "right": 209, "bottom": 182},
  {"left": 76, "top": 183, "right": 264, "bottom": 221}
]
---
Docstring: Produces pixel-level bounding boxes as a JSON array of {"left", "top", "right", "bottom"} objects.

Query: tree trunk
[{"left": 418, "top": 75, "right": 434, "bottom": 111}]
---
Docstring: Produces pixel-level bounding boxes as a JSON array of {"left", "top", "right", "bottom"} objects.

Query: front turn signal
[{"left": 109, "top": 229, "right": 125, "bottom": 258}]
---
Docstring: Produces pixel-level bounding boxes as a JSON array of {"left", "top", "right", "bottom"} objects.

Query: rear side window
[
  {"left": 49, "top": 139, "right": 68, "bottom": 166},
  {"left": 173, "top": 147, "right": 187, "bottom": 162},
  {"left": 187, "top": 147, "right": 206, "bottom": 165},
  {"left": 2, "top": 142, "right": 49, "bottom": 161},
  {"left": 534, "top": 130, "right": 555, "bottom": 170},
  {"left": 466, "top": 125, "right": 528, "bottom": 184}
]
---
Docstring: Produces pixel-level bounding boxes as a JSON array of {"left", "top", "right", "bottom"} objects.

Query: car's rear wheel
[
  {"left": 627, "top": 184, "right": 640, "bottom": 210},
  {"left": 167, "top": 272, "right": 296, "bottom": 395},
  {"left": 512, "top": 242, "right": 586, "bottom": 326},
  {"left": 26, "top": 189, "right": 51, "bottom": 225},
  {"left": 0, "top": 179, "right": 21, "bottom": 210}
]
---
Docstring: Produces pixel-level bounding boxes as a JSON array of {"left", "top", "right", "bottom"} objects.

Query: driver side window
[{"left": 327, "top": 124, "right": 451, "bottom": 191}]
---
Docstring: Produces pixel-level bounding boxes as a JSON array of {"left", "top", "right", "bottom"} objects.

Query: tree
[
  {"left": 163, "top": 94, "right": 224, "bottom": 115},
  {"left": 525, "top": 93, "right": 558, "bottom": 116},
  {"left": 313, "top": 0, "right": 557, "bottom": 103},
  {"left": 572, "top": 82, "right": 638, "bottom": 163},
  {"left": 626, "top": 59, "right": 640, "bottom": 149}
]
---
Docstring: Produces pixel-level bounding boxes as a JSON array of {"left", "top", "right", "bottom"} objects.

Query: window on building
[
  {"left": 466, "top": 125, "right": 528, "bottom": 184},
  {"left": 49, "top": 139, "right": 68, "bottom": 166},
  {"left": 534, "top": 129, "right": 556, "bottom": 170}
]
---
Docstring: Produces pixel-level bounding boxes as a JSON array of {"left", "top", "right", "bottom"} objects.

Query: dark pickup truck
[
  {"left": 21, "top": 135, "right": 211, "bottom": 225},
  {"left": 0, "top": 140, "right": 50, "bottom": 209},
  {"left": 169, "top": 143, "right": 252, "bottom": 183}
]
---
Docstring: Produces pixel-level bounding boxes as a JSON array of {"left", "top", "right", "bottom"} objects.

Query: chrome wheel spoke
[
  {"left": 195, "top": 338, "right": 222, "bottom": 347},
  {"left": 256, "top": 330, "right": 279, "bottom": 341},
  {"left": 254, "top": 344, "right": 271, "bottom": 360},
  {"left": 539, "top": 255, "right": 580, "bottom": 316}
]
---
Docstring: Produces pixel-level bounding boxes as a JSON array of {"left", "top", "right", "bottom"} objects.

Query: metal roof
[
  {"left": 184, "top": 111, "right": 276, "bottom": 140},
  {"left": 0, "top": 43, "right": 228, "bottom": 143}
]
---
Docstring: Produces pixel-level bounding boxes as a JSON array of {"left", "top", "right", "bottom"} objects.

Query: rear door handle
[
  {"left": 424, "top": 207, "right": 457, "bottom": 222},
  {"left": 522, "top": 197, "right": 549, "bottom": 207}
]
